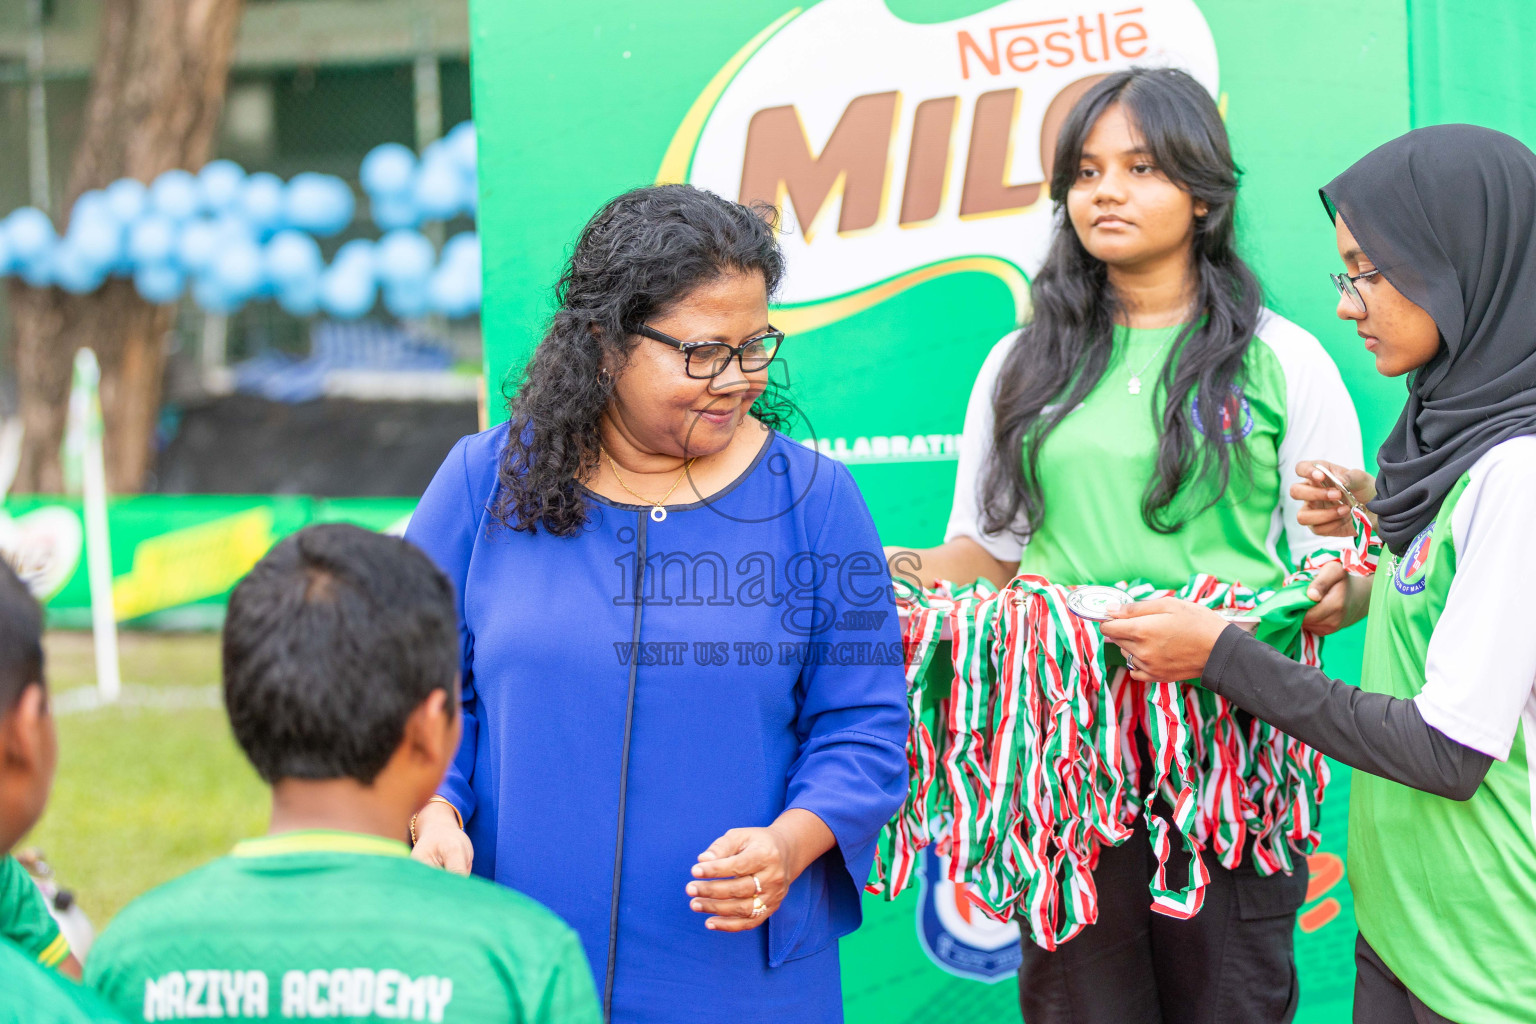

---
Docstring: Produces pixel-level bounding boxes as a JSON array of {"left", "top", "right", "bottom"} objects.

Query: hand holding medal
[
  {"left": 1292, "top": 459, "right": 1377, "bottom": 537},
  {"left": 1068, "top": 587, "right": 1254, "bottom": 677},
  {"left": 1289, "top": 459, "right": 1379, "bottom": 634},
  {"left": 1098, "top": 597, "right": 1231, "bottom": 682}
]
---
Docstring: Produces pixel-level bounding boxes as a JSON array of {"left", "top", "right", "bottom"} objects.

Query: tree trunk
[{"left": 9, "top": 0, "right": 244, "bottom": 494}]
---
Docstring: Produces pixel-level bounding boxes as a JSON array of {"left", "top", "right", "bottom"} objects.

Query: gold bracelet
[{"left": 409, "top": 796, "right": 463, "bottom": 846}]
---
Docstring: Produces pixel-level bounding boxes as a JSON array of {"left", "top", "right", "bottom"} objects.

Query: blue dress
[{"left": 406, "top": 424, "right": 908, "bottom": 1024}]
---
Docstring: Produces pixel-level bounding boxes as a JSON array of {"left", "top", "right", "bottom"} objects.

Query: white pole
[
  {"left": 26, "top": 0, "right": 51, "bottom": 214},
  {"left": 66, "top": 350, "right": 120, "bottom": 703}
]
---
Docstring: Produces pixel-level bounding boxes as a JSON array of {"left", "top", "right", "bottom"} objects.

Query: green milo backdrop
[{"left": 466, "top": 1, "right": 1532, "bottom": 1020}]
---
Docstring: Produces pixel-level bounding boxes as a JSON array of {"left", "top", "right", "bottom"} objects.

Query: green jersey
[
  {"left": 947, "top": 312, "right": 1362, "bottom": 589},
  {"left": 85, "top": 831, "right": 601, "bottom": 1024},
  {"left": 0, "top": 935, "right": 124, "bottom": 1023},
  {"left": 0, "top": 853, "right": 70, "bottom": 969},
  {"left": 1350, "top": 438, "right": 1536, "bottom": 1023}
]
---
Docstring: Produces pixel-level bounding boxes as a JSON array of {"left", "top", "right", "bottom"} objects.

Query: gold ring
[
  {"left": 752, "top": 875, "right": 763, "bottom": 896},
  {"left": 751, "top": 896, "right": 766, "bottom": 918}
]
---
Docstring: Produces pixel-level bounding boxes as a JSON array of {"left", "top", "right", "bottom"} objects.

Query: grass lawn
[{"left": 23, "top": 631, "right": 267, "bottom": 928}]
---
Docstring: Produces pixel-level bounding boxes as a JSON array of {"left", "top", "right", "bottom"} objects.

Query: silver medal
[
  {"left": 1317, "top": 464, "right": 1364, "bottom": 511},
  {"left": 1066, "top": 586, "right": 1132, "bottom": 622}
]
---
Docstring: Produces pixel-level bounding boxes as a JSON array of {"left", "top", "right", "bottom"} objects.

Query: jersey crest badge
[
  {"left": 1191, "top": 387, "right": 1255, "bottom": 442},
  {"left": 1394, "top": 523, "right": 1434, "bottom": 595}
]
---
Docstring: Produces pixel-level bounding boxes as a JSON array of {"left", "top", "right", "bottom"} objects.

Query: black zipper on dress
[{"left": 603, "top": 510, "right": 646, "bottom": 1022}]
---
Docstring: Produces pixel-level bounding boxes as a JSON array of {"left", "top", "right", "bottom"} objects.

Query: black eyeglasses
[
  {"left": 1330, "top": 269, "right": 1381, "bottom": 314},
  {"left": 636, "top": 324, "right": 785, "bottom": 380}
]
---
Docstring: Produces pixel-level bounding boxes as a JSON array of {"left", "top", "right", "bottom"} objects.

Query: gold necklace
[{"left": 601, "top": 446, "right": 696, "bottom": 522}]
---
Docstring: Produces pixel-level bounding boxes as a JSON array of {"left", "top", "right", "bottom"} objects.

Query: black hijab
[{"left": 1321, "top": 124, "right": 1536, "bottom": 556}]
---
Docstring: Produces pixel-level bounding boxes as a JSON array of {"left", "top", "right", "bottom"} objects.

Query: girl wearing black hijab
[{"left": 1100, "top": 123, "right": 1536, "bottom": 1024}]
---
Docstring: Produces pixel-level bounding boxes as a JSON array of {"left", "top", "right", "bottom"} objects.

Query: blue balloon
[
  {"left": 198, "top": 159, "right": 246, "bottom": 213},
  {"left": 277, "top": 276, "right": 322, "bottom": 317},
  {"left": 211, "top": 238, "right": 265, "bottom": 300},
  {"left": 320, "top": 263, "right": 376, "bottom": 319},
  {"left": 384, "top": 280, "right": 431, "bottom": 319},
  {"left": 4, "top": 207, "right": 56, "bottom": 263},
  {"left": 193, "top": 274, "right": 241, "bottom": 315},
  {"left": 210, "top": 213, "right": 258, "bottom": 248},
  {"left": 441, "top": 231, "right": 481, "bottom": 269},
  {"left": 127, "top": 215, "right": 178, "bottom": 267},
  {"left": 333, "top": 238, "right": 377, "bottom": 275},
  {"left": 0, "top": 232, "right": 12, "bottom": 276},
  {"left": 264, "top": 230, "right": 323, "bottom": 290},
  {"left": 133, "top": 263, "right": 185, "bottom": 304},
  {"left": 176, "top": 219, "right": 222, "bottom": 275},
  {"left": 375, "top": 229, "right": 435, "bottom": 287},
  {"left": 66, "top": 212, "right": 123, "bottom": 271},
  {"left": 360, "top": 143, "right": 417, "bottom": 198},
  {"left": 4, "top": 205, "right": 55, "bottom": 264},
  {"left": 19, "top": 247, "right": 53, "bottom": 287},
  {"left": 239, "top": 172, "right": 287, "bottom": 236},
  {"left": 71, "top": 189, "right": 113, "bottom": 223},
  {"left": 105, "top": 178, "right": 149, "bottom": 223},
  {"left": 412, "top": 154, "right": 463, "bottom": 222},
  {"left": 150, "top": 169, "right": 201, "bottom": 221},
  {"left": 54, "top": 244, "right": 107, "bottom": 294},
  {"left": 444, "top": 121, "right": 477, "bottom": 175},
  {"left": 283, "top": 173, "right": 355, "bottom": 237},
  {"left": 369, "top": 194, "right": 418, "bottom": 231},
  {"left": 429, "top": 264, "right": 480, "bottom": 318}
]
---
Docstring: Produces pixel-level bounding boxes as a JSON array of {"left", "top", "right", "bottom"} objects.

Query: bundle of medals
[{"left": 870, "top": 501, "right": 1379, "bottom": 950}]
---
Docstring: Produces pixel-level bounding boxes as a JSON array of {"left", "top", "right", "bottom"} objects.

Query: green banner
[
  {"left": 0, "top": 496, "right": 417, "bottom": 630},
  {"left": 468, "top": 1, "right": 1420, "bottom": 1018},
  {"left": 1408, "top": 0, "right": 1536, "bottom": 146}
]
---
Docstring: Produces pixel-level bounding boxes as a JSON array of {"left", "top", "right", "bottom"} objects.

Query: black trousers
[
  {"left": 1016, "top": 814, "right": 1309, "bottom": 1024},
  {"left": 1352, "top": 934, "right": 1457, "bottom": 1024}
]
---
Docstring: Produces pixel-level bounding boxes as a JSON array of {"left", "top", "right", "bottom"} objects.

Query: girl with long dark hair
[{"left": 888, "top": 68, "right": 1361, "bottom": 1022}]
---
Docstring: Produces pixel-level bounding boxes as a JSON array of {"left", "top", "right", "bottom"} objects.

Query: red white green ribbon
[{"left": 873, "top": 511, "right": 1381, "bottom": 947}]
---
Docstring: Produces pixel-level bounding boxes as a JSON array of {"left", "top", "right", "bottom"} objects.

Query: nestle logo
[{"left": 958, "top": 8, "right": 1149, "bottom": 80}]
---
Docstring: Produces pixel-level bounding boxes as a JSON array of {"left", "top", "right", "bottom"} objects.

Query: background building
[{"left": 0, "top": 0, "right": 480, "bottom": 497}]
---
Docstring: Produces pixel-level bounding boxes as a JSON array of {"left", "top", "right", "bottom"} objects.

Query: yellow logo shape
[{"left": 112, "top": 508, "right": 276, "bottom": 622}]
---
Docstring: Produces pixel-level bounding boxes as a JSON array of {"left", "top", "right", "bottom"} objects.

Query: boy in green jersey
[
  {"left": 0, "top": 560, "right": 124, "bottom": 1022},
  {"left": 1, "top": 852, "right": 80, "bottom": 976},
  {"left": 2, "top": 857, "right": 68, "bottom": 972},
  {"left": 86, "top": 525, "right": 601, "bottom": 1024}
]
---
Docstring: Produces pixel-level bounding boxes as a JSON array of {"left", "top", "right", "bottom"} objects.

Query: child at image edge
[{"left": 0, "top": 559, "right": 121, "bottom": 1022}]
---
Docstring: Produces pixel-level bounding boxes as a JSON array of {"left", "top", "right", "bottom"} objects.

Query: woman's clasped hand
[{"left": 686, "top": 810, "right": 833, "bottom": 931}]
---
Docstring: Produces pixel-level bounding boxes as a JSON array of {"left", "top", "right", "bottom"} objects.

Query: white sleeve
[
  {"left": 943, "top": 334, "right": 1026, "bottom": 563},
  {"left": 1256, "top": 310, "right": 1365, "bottom": 563},
  {"left": 1415, "top": 437, "right": 1536, "bottom": 761}
]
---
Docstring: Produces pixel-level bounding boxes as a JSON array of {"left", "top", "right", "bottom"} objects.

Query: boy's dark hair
[
  {"left": 223, "top": 524, "right": 459, "bottom": 785},
  {"left": 0, "top": 559, "right": 45, "bottom": 714}
]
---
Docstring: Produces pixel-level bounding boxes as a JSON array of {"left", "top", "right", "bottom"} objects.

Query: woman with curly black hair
[{"left": 406, "top": 183, "right": 907, "bottom": 1024}]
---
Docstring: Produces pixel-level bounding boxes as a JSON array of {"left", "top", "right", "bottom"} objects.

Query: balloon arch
[{"left": 0, "top": 121, "right": 481, "bottom": 321}]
